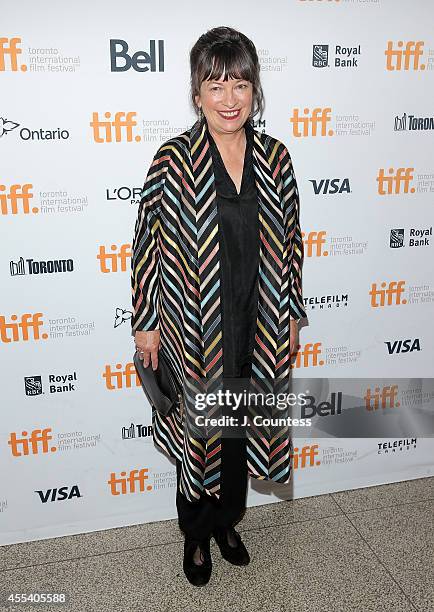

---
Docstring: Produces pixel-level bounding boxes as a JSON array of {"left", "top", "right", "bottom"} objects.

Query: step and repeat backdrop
[{"left": 1, "top": 0, "right": 433, "bottom": 545}]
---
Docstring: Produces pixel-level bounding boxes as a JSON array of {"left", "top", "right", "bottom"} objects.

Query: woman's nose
[{"left": 222, "top": 88, "right": 236, "bottom": 107}]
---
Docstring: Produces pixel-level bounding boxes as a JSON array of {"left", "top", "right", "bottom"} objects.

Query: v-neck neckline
[{"left": 207, "top": 124, "right": 251, "bottom": 197}]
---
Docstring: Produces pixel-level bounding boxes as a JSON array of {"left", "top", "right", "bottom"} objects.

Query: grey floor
[{"left": 1, "top": 477, "right": 433, "bottom": 612}]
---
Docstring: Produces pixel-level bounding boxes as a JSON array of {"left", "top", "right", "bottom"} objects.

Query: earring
[{"left": 198, "top": 107, "right": 203, "bottom": 121}]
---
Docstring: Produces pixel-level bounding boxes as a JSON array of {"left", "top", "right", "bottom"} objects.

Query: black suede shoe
[
  {"left": 213, "top": 526, "right": 250, "bottom": 566},
  {"left": 183, "top": 537, "right": 212, "bottom": 586}
]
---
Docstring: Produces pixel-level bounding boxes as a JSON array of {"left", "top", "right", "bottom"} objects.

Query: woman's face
[{"left": 195, "top": 76, "right": 253, "bottom": 135}]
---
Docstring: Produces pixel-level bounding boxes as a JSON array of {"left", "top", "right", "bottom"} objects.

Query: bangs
[{"left": 201, "top": 45, "right": 254, "bottom": 84}]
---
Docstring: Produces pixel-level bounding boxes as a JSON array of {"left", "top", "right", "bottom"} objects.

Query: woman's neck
[{"left": 207, "top": 124, "right": 246, "bottom": 154}]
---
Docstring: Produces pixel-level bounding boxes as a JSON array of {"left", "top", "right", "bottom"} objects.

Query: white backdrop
[{"left": 1, "top": 0, "right": 433, "bottom": 545}]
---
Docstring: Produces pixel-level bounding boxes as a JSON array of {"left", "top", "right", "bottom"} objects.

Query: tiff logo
[
  {"left": 90, "top": 112, "right": 139, "bottom": 143},
  {"left": 385, "top": 41, "right": 425, "bottom": 71},
  {"left": 302, "top": 231, "right": 328, "bottom": 257},
  {"left": 8, "top": 427, "right": 55, "bottom": 456},
  {"left": 0, "top": 37, "right": 26, "bottom": 71},
  {"left": 369, "top": 281, "right": 407, "bottom": 307},
  {"left": 97, "top": 244, "right": 131, "bottom": 272},
  {"left": 290, "top": 107, "right": 333, "bottom": 137},
  {"left": 108, "top": 468, "right": 152, "bottom": 495},
  {"left": 0, "top": 313, "right": 47, "bottom": 343},
  {"left": 377, "top": 168, "right": 415, "bottom": 195},
  {"left": 291, "top": 342, "right": 324, "bottom": 369},
  {"left": 365, "top": 386, "right": 399, "bottom": 410},
  {"left": 103, "top": 362, "right": 140, "bottom": 390},
  {"left": 0, "top": 184, "right": 34, "bottom": 215}
]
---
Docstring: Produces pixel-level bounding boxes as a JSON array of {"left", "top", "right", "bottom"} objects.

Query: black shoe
[
  {"left": 213, "top": 526, "right": 250, "bottom": 566},
  {"left": 183, "top": 537, "right": 212, "bottom": 586}
]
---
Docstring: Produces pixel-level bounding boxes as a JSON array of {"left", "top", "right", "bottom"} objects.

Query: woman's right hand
[{"left": 134, "top": 330, "right": 161, "bottom": 370}]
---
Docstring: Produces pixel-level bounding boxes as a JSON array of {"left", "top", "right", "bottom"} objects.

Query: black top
[{"left": 207, "top": 122, "right": 260, "bottom": 378}]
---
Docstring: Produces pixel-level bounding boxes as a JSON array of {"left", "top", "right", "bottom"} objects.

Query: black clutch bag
[{"left": 133, "top": 349, "right": 183, "bottom": 417}]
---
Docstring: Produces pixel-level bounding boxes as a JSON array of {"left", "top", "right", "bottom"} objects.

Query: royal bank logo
[
  {"left": 24, "top": 375, "right": 43, "bottom": 396},
  {"left": 110, "top": 39, "right": 165, "bottom": 73},
  {"left": 390, "top": 227, "right": 432, "bottom": 248},
  {"left": 313, "top": 45, "right": 328, "bottom": 68},
  {"left": 390, "top": 228, "right": 404, "bottom": 248},
  {"left": 10, "top": 257, "right": 74, "bottom": 276},
  {"left": 313, "top": 44, "right": 361, "bottom": 68},
  {"left": 394, "top": 112, "right": 434, "bottom": 131}
]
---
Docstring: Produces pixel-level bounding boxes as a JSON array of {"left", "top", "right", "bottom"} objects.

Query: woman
[{"left": 131, "top": 26, "right": 307, "bottom": 586}]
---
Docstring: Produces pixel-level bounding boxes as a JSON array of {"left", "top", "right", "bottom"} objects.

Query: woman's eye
[{"left": 237, "top": 84, "right": 248, "bottom": 90}]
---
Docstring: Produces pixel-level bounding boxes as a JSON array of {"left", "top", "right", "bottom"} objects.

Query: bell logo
[
  {"left": 0, "top": 37, "right": 26, "bottom": 71},
  {"left": 103, "top": 362, "right": 140, "bottom": 390},
  {"left": 110, "top": 39, "right": 164, "bottom": 73},
  {"left": 377, "top": 167, "right": 415, "bottom": 195},
  {"left": 302, "top": 231, "right": 328, "bottom": 256},
  {"left": 290, "top": 107, "right": 333, "bottom": 137},
  {"left": 0, "top": 313, "right": 47, "bottom": 343},
  {"left": 90, "top": 112, "right": 139, "bottom": 143},
  {"left": 108, "top": 468, "right": 153, "bottom": 495},
  {"left": 365, "top": 386, "right": 399, "bottom": 410},
  {"left": 369, "top": 281, "right": 407, "bottom": 307},
  {"left": 291, "top": 342, "right": 324, "bottom": 368},
  {"left": 385, "top": 41, "right": 425, "bottom": 71},
  {"left": 8, "top": 427, "right": 56, "bottom": 457},
  {"left": 97, "top": 244, "right": 131, "bottom": 272},
  {"left": 0, "top": 184, "right": 35, "bottom": 215},
  {"left": 290, "top": 445, "right": 320, "bottom": 469}
]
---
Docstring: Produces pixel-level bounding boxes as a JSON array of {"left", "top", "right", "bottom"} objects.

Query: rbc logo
[
  {"left": 313, "top": 45, "right": 328, "bottom": 68},
  {"left": 110, "top": 39, "right": 165, "bottom": 72}
]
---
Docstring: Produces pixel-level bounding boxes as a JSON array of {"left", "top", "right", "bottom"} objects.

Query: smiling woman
[{"left": 131, "top": 25, "right": 307, "bottom": 587}]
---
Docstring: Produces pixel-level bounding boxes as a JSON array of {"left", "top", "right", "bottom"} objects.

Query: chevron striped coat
[{"left": 131, "top": 116, "right": 307, "bottom": 503}]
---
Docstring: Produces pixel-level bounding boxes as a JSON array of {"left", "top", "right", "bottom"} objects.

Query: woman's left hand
[{"left": 289, "top": 319, "right": 299, "bottom": 357}]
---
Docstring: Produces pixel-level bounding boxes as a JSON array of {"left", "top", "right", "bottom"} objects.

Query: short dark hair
[{"left": 190, "top": 26, "right": 264, "bottom": 119}]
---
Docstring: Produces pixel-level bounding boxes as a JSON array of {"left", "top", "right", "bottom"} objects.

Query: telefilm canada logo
[{"left": 10, "top": 256, "right": 74, "bottom": 276}]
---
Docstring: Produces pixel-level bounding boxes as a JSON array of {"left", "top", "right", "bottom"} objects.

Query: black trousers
[{"left": 175, "top": 361, "right": 251, "bottom": 541}]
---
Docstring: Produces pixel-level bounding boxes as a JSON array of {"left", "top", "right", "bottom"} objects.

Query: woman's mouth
[{"left": 217, "top": 109, "right": 241, "bottom": 121}]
